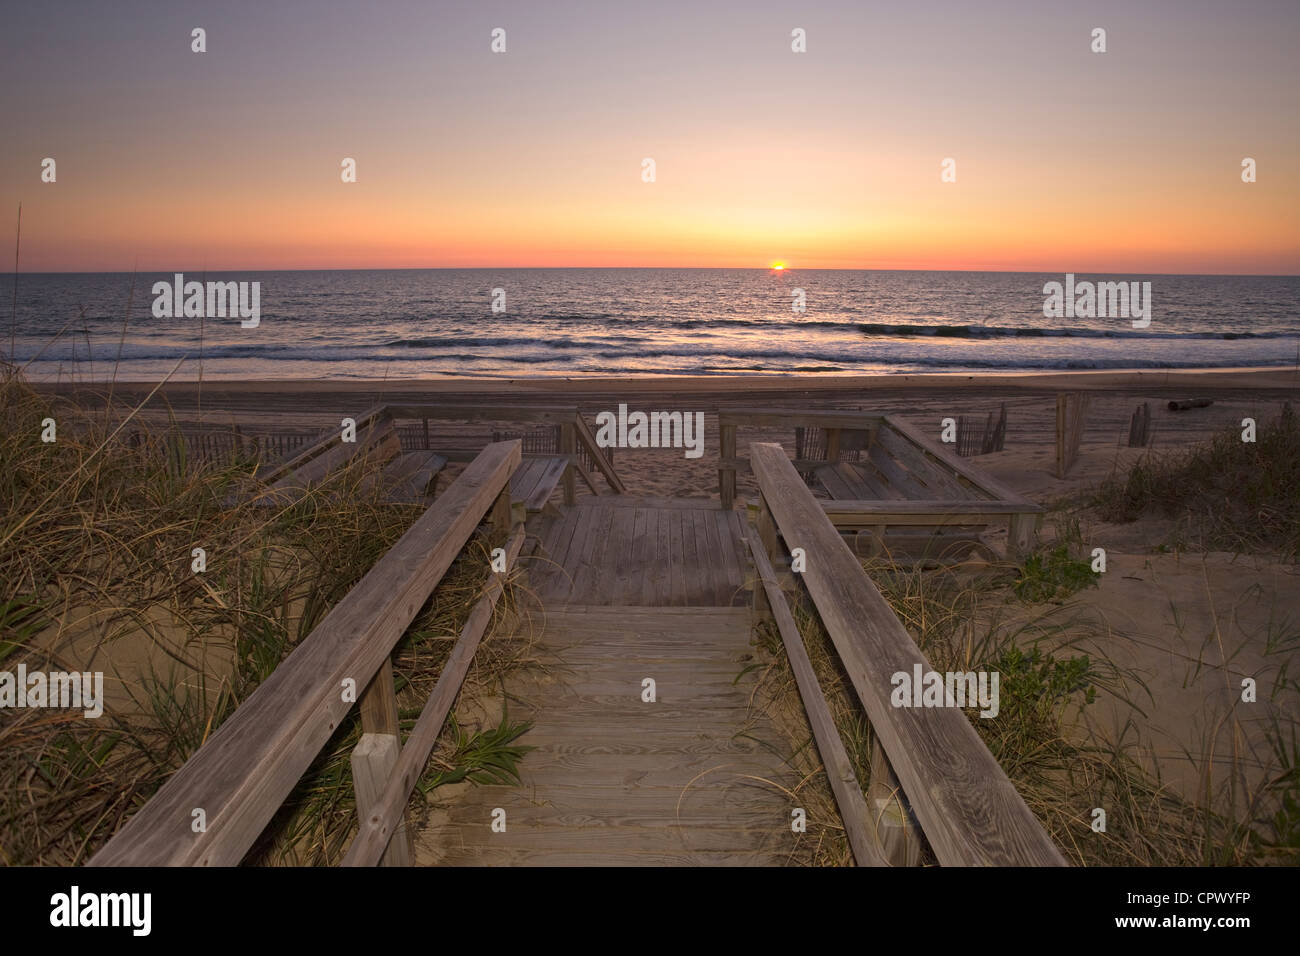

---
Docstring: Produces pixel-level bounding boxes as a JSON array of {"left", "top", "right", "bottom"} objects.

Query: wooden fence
[{"left": 1055, "top": 393, "right": 1090, "bottom": 478}]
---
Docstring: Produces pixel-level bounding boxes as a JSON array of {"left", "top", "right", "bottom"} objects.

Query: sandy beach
[
  {"left": 41, "top": 365, "right": 1299, "bottom": 502},
  {"left": 35, "top": 366, "right": 1299, "bottom": 822}
]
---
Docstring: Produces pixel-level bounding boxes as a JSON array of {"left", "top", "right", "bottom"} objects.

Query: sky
[{"left": 2, "top": 0, "right": 1297, "bottom": 274}]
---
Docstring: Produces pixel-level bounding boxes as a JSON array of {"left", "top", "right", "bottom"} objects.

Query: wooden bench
[
  {"left": 509, "top": 456, "right": 569, "bottom": 512},
  {"left": 373, "top": 450, "right": 448, "bottom": 504},
  {"left": 255, "top": 410, "right": 446, "bottom": 506}
]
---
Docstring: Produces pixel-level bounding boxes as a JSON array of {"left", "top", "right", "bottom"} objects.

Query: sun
[{"left": 771, "top": 262, "right": 786, "bottom": 271}]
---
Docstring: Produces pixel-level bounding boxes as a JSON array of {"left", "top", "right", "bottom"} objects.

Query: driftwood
[{"left": 1168, "top": 398, "right": 1214, "bottom": 411}]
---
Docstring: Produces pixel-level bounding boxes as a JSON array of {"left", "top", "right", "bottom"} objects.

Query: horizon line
[{"left": 14, "top": 266, "right": 1300, "bottom": 278}]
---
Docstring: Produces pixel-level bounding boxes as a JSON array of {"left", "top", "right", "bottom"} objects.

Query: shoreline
[{"left": 31, "top": 365, "right": 1300, "bottom": 401}]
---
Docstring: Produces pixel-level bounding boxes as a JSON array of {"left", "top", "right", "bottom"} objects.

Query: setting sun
[{"left": 771, "top": 262, "right": 786, "bottom": 271}]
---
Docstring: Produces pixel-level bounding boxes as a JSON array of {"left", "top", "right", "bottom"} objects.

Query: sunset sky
[{"left": 2, "top": 0, "right": 1297, "bottom": 274}]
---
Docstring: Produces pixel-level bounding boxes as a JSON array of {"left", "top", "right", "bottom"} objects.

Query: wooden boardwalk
[
  {"left": 92, "top": 425, "right": 1064, "bottom": 868},
  {"left": 425, "top": 498, "right": 798, "bottom": 866},
  {"left": 529, "top": 496, "right": 751, "bottom": 607}
]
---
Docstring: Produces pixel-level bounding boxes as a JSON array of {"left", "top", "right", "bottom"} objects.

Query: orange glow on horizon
[{"left": 2, "top": 5, "right": 1298, "bottom": 275}]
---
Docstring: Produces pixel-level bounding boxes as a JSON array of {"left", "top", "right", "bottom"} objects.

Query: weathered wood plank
[
  {"left": 748, "top": 442, "right": 1065, "bottom": 867},
  {"left": 714, "top": 509, "right": 744, "bottom": 607},
  {"left": 91, "top": 440, "right": 521, "bottom": 867},
  {"left": 867, "top": 444, "right": 931, "bottom": 500},
  {"left": 632, "top": 509, "right": 657, "bottom": 606},
  {"left": 510, "top": 458, "right": 546, "bottom": 504},
  {"left": 604, "top": 506, "right": 639, "bottom": 605},
  {"left": 343, "top": 523, "right": 527, "bottom": 867},
  {"left": 884, "top": 416, "right": 1032, "bottom": 507},
  {"left": 569, "top": 505, "right": 615, "bottom": 602},
  {"left": 257, "top": 405, "right": 388, "bottom": 486},
  {"left": 379, "top": 450, "right": 447, "bottom": 502},
  {"left": 815, "top": 463, "right": 857, "bottom": 500},
  {"left": 851, "top": 460, "right": 902, "bottom": 499},
  {"left": 874, "top": 426, "right": 969, "bottom": 499},
  {"left": 424, "top": 600, "right": 796, "bottom": 866},
  {"left": 268, "top": 415, "right": 397, "bottom": 496},
  {"left": 667, "top": 508, "right": 687, "bottom": 608},
  {"left": 744, "top": 524, "right": 886, "bottom": 867},
  {"left": 524, "top": 457, "right": 569, "bottom": 511}
]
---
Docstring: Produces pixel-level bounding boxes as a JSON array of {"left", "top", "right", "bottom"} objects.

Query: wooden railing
[
  {"left": 719, "top": 409, "right": 1041, "bottom": 559},
  {"left": 384, "top": 404, "right": 625, "bottom": 501},
  {"left": 90, "top": 440, "right": 522, "bottom": 866},
  {"left": 745, "top": 441, "right": 1066, "bottom": 867},
  {"left": 718, "top": 408, "right": 886, "bottom": 509}
]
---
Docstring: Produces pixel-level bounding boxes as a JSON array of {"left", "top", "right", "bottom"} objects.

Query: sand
[{"left": 41, "top": 367, "right": 1300, "bottom": 816}]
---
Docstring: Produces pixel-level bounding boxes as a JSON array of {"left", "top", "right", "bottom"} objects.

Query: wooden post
[
  {"left": 422, "top": 418, "right": 430, "bottom": 450},
  {"left": 867, "top": 738, "right": 922, "bottom": 866},
  {"left": 1054, "top": 394, "right": 1066, "bottom": 479},
  {"left": 1128, "top": 403, "right": 1150, "bottom": 447},
  {"left": 351, "top": 733, "right": 412, "bottom": 866},
  {"left": 1007, "top": 512, "right": 1036, "bottom": 561},
  {"left": 354, "top": 656, "right": 410, "bottom": 865},
  {"left": 825, "top": 427, "right": 841, "bottom": 462},
  {"left": 559, "top": 422, "right": 577, "bottom": 505},
  {"left": 359, "top": 657, "right": 400, "bottom": 738},
  {"left": 1055, "top": 392, "right": 1090, "bottom": 478},
  {"left": 719, "top": 421, "right": 737, "bottom": 509},
  {"left": 490, "top": 485, "right": 513, "bottom": 538}
]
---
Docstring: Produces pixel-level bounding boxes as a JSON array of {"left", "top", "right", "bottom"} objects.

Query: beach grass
[
  {"left": 1095, "top": 403, "right": 1300, "bottom": 559},
  {"left": 756, "top": 482, "right": 1298, "bottom": 866},
  {"left": 0, "top": 369, "right": 532, "bottom": 865}
]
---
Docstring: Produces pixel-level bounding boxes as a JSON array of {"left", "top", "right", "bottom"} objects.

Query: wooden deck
[
  {"left": 528, "top": 496, "right": 750, "bottom": 607},
  {"left": 428, "top": 605, "right": 795, "bottom": 866},
  {"left": 426, "top": 497, "right": 794, "bottom": 865},
  {"left": 95, "top": 424, "right": 1063, "bottom": 869}
]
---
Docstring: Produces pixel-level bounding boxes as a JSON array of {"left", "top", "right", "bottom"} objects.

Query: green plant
[
  {"left": 1014, "top": 545, "right": 1100, "bottom": 603},
  {"left": 420, "top": 715, "right": 534, "bottom": 790},
  {"left": 987, "top": 644, "right": 1098, "bottom": 725}
]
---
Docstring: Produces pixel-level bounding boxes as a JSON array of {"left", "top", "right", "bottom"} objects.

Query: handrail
[
  {"left": 748, "top": 441, "right": 1066, "bottom": 866},
  {"left": 383, "top": 403, "right": 624, "bottom": 497},
  {"left": 718, "top": 408, "right": 884, "bottom": 508},
  {"left": 256, "top": 404, "right": 389, "bottom": 486},
  {"left": 744, "top": 522, "right": 889, "bottom": 867},
  {"left": 571, "top": 411, "right": 626, "bottom": 494},
  {"left": 90, "top": 440, "right": 522, "bottom": 866},
  {"left": 343, "top": 521, "right": 527, "bottom": 866},
  {"left": 882, "top": 415, "right": 1039, "bottom": 508}
]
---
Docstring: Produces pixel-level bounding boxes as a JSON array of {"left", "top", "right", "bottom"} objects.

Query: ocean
[{"left": 7, "top": 269, "right": 1299, "bottom": 381}]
